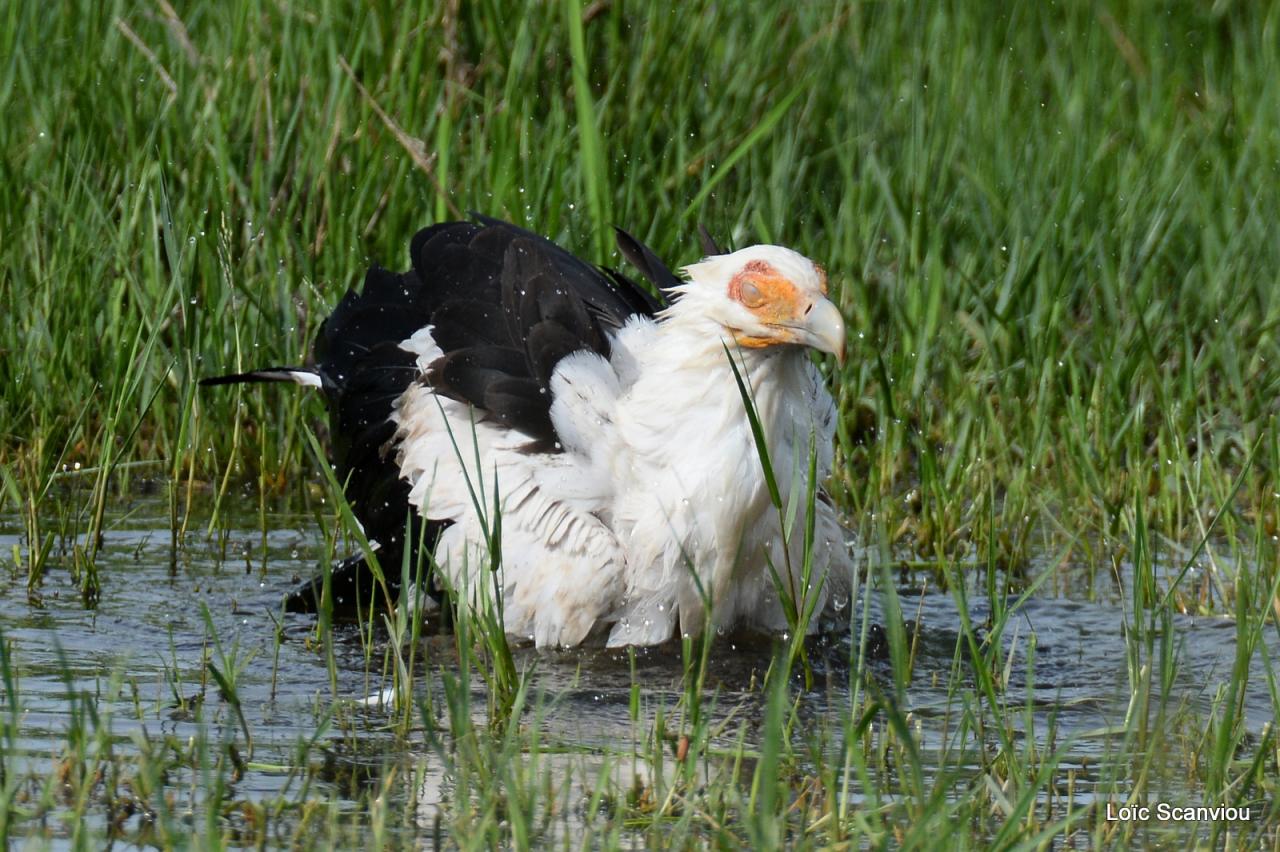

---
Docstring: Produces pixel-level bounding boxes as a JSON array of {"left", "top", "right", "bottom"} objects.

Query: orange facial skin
[{"left": 728, "top": 260, "right": 810, "bottom": 349}]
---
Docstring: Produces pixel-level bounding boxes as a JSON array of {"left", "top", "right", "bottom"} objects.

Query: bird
[{"left": 203, "top": 216, "right": 852, "bottom": 648}]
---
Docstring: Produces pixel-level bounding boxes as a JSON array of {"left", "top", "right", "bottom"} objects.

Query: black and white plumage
[{"left": 204, "top": 217, "right": 851, "bottom": 647}]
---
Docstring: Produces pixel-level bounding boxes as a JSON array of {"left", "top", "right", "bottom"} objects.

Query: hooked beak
[{"left": 798, "top": 297, "right": 846, "bottom": 365}]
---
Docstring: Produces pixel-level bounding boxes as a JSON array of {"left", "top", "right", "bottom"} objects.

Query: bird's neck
[
  {"left": 627, "top": 319, "right": 818, "bottom": 494},
  {"left": 611, "top": 319, "right": 827, "bottom": 636}
]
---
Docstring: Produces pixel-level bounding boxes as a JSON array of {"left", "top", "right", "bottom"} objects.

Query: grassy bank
[
  {"left": 3, "top": 0, "right": 1279, "bottom": 558},
  {"left": 2, "top": 0, "right": 1280, "bottom": 847}
]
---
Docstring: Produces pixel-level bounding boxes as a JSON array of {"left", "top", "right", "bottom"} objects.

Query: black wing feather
[
  {"left": 525, "top": 321, "right": 589, "bottom": 388},
  {"left": 614, "top": 227, "right": 684, "bottom": 294},
  {"left": 483, "top": 378, "right": 558, "bottom": 446},
  {"left": 697, "top": 223, "right": 726, "bottom": 256},
  {"left": 429, "top": 300, "right": 506, "bottom": 350},
  {"left": 422, "top": 221, "right": 666, "bottom": 447}
]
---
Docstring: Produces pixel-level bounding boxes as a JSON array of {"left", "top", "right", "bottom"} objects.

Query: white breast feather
[{"left": 390, "top": 320, "right": 850, "bottom": 649}]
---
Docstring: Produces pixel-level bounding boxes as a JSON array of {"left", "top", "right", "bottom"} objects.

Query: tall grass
[
  {"left": 2, "top": 0, "right": 1277, "bottom": 563},
  {"left": 3, "top": 0, "right": 1280, "bottom": 847}
]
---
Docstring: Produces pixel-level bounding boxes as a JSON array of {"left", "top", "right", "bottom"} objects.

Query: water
[{"left": 0, "top": 490, "right": 1275, "bottom": 846}]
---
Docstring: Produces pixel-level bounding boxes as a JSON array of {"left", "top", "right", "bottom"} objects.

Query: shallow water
[{"left": 1, "top": 489, "right": 1275, "bottom": 845}]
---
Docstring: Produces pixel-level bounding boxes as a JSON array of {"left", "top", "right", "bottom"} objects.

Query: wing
[
  {"left": 201, "top": 216, "right": 680, "bottom": 613},
  {"left": 393, "top": 379, "right": 627, "bottom": 647},
  {"left": 419, "top": 217, "right": 668, "bottom": 450}
]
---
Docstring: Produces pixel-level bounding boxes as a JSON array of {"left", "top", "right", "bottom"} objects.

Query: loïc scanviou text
[{"left": 1105, "top": 803, "right": 1251, "bottom": 822}]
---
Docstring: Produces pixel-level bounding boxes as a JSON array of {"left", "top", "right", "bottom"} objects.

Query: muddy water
[{"left": 0, "top": 490, "right": 1275, "bottom": 844}]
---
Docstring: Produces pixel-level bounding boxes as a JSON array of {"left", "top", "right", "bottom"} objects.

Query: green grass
[
  {"left": 4, "top": 0, "right": 1280, "bottom": 573},
  {"left": 2, "top": 0, "right": 1280, "bottom": 847}
]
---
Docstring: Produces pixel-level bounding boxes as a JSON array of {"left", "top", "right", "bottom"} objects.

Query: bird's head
[{"left": 674, "top": 245, "right": 846, "bottom": 364}]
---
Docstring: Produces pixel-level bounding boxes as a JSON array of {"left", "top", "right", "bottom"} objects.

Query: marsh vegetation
[{"left": 2, "top": 0, "right": 1279, "bottom": 847}]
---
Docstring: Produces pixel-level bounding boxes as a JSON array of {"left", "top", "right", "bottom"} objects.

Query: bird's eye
[{"left": 738, "top": 280, "right": 766, "bottom": 308}]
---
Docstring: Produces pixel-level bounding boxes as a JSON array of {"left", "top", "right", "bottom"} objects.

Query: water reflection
[{"left": 0, "top": 492, "right": 1275, "bottom": 844}]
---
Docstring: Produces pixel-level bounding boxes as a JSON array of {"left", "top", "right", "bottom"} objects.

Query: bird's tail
[
  {"left": 197, "top": 266, "right": 430, "bottom": 610},
  {"left": 198, "top": 367, "right": 323, "bottom": 389}
]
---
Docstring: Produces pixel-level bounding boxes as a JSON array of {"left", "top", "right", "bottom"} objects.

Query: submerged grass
[
  {"left": 0, "top": 487, "right": 1277, "bottom": 846},
  {"left": 3, "top": 0, "right": 1280, "bottom": 847}
]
